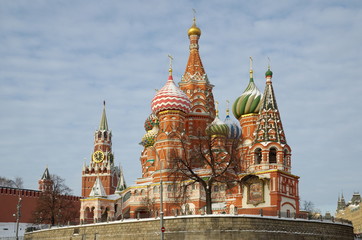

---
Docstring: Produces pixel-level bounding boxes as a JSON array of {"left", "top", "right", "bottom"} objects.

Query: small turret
[{"left": 38, "top": 167, "right": 52, "bottom": 192}]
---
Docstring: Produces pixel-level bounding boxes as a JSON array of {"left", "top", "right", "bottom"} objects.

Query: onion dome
[
  {"left": 224, "top": 106, "right": 242, "bottom": 139},
  {"left": 151, "top": 68, "right": 191, "bottom": 115},
  {"left": 188, "top": 17, "right": 201, "bottom": 37},
  {"left": 206, "top": 102, "right": 229, "bottom": 137},
  {"left": 265, "top": 68, "right": 273, "bottom": 78},
  {"left": 140, "top": 125, "right": 159, "bottom": 148},
  {"left": 232, "top": 58, "right": 262, "bottom": 119},
  {"left": 144, "top": 113, "right": 159, "bottom": 131}
]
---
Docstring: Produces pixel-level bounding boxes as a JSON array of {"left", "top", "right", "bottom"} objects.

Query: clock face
[{"left": 93, "top": 150, "right": 104, "bottom": 163}]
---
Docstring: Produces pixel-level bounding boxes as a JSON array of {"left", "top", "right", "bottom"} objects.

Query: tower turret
[
  {"left": 151, "top": 59, "right": 191, "bottom": 178},
  {"left": 81, "top": 102, "right": 120, "bottom": 197},
  {"left": 38, "top": 167, "right": 52, "bottom": 192},
  {"left": 248, "top": 66, "right": 291, "bottom": 173},
  {"left": 179, "top": 17, "right": 216, "bottom": 138}
]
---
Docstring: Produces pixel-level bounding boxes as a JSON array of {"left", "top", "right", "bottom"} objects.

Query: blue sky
[{"left": 1, "top": 0, "right": 361, "bottom": 214}]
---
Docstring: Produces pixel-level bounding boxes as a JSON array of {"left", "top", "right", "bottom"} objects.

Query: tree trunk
[{"left": 205, "top": 185, "right": 213, "bottom": 214}]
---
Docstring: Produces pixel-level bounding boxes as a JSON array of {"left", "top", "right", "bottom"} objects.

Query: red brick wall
[
  {"left": 0, "top": 187, "right": 81, "bottom": 224},
  {"left": 0, "top": 187, "right": 40, "bottom": 223}
]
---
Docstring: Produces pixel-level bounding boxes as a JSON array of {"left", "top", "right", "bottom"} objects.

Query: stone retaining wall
[{"left": 25, "top": 215, "right": 354, "bottom": 240}]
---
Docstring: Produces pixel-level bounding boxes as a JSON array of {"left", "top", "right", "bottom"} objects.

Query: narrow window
[
  {"left": 255, "top": 148, "right": 262, "bottom": 164},
  {"left": 269, "top": 147, "right": 277, "bottom": 163}
]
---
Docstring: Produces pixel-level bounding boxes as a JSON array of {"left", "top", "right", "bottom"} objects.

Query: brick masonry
[{"left": 25, "top": 215, "right": 354, "bottom": 240}]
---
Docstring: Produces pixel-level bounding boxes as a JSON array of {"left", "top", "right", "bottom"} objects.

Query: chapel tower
[
  {"left": 150, "top": 64, "right": 191, "bottom": 182},
  {"left": 232, "top": 58, "right": 263, "bottom": 171},
  {"left": 179, "top": 17, "right": 216, "bottom": 138},
  {"left": 238, "top": 67, "right": 300, "bottom": 216},
  {"left": 81, "top": 102, "right": 120, "bottom": 197}
]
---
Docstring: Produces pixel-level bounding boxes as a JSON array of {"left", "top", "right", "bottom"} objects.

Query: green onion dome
[
  {"left": 206, "top": 115, "right": 229, "bottom": 137},
  {"left": 140, "top": 124, "right": 159, "bottom": 148},
  {"left": 265, "top": 68, "right": 273, "bottom": 77},
  {"left": 144, "top": 113, "right": 159, "bottom": 131},
  {"left": 232, "top": 71, "right": 262, "bottom": 119}
]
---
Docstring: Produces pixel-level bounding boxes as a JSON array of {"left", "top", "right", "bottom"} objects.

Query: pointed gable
[
  {"left": 116, "top": 166, "right": 127, "bottom": 193},
  {"left": 89, "top": 177, "right": 107, "bottom": 197}
]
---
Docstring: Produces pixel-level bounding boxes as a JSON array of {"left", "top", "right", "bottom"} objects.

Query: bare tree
[
  {"left": 302, "top": 200, "right": 321, "bottom": 219},
  {"left": 170, "top": 135, "right": 239, "bottom": 214},
  {"left": 140, "top": 195, "right": 156, "bottom": 217},
  {"left": 0, "top": 176, "right": 23, "bottom": 188},
  {"left": 32, "top": 174, "right": 78, "bottom": 226}
]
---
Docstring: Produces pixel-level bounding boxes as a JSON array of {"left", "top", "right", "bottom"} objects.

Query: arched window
[
  {"left": 134, "top": 190, "right": 138, "bottom": 195},
  {"left": 153, "top": 186, "right": 158, "bottom": 193},
  {"left": 214, "top": 185, "right": 219, "bottom": 192},
  {"left": 104, "top": 132, "right": 108, "bottom": 139},
  {"left": 269, "top": 147, "right": 277, "bottom": 163},
  {"left": 98, "top": 132, "right": 102, "bottom": 138},
  {"left": 167, "top": 185, "right": 173, "bottom": 192},
  {"left": 255, "top": 148, "right": 262, "bottom": 164}
]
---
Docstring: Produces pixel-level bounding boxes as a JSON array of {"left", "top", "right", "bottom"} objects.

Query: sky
[{"left": 1, "top": 0, "right": 361, "bottom": 214}]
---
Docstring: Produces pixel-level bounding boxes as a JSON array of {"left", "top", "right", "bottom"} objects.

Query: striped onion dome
[
  {"left": 144, "top": 113, "right": 159, "bottom": 131},
  {"left": 140, "top": 125, "right": 159, "bottom": 147},
  {"left": 232, "top": 70, "right": 262, "bottom": 119},
  {"left": 151, "top": 69, "right": 191, "bottom": 115},
  {"left": 224, "top": 109, "right": 242, "bottom": 139},
  {"left": 206, "top": 109, "right": 229, "bottom": 137}
]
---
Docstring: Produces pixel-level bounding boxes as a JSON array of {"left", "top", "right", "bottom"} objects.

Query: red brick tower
[
  {"left": 232, "top": 58, "right": 263, "bottom": 172},
  {"left": 239, "top": 67, "right": 300, "bottom": 216},
  {"left": 179, "top": 17, "right": 216, "bottom": 138},
  {"left": 151, "top": 65, "right": 191, "bottom": 182},
  {"left": 81, "top": 102, "right": 119, "bottom": 197}
]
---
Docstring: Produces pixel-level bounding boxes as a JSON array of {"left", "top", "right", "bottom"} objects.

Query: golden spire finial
[
  {"left": 268, "top": 57, "right": 271, "bottom": 70},
  {"left": 226, "top": 100, "right": 230, "bottom": 116},
  {"left": 215, "top": 100, "right": 219, "bottom": 117},
  {"left": 249, "top": 56, "right": 254, "bottom": 79},
  {"left": 188, "top": 9, "right": 201, "bottom": 37},
  {"left": 168, "top": 54, "right": 174, "bottom": 74}
]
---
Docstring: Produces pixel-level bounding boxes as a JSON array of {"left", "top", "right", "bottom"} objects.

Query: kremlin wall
[{"left": 24, "top": 18, "right": 356, "bottom": 239}]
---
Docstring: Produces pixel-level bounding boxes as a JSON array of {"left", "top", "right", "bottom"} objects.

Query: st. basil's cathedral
[{"left": 79, "top": 17, "right": 301, "bottom": 223}]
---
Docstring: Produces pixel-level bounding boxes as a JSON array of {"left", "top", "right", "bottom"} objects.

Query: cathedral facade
[{"left": 80, "top": 18, "right": 301, "bottom": 222}]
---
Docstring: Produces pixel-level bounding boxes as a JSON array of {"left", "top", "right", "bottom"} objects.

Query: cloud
[{"left": 1, "top": 0, "right": 361, "bottom": 214}]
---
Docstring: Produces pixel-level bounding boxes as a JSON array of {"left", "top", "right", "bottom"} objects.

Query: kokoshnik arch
[{"left": 80, "top": 17, "right": 300, "bottom": 223}]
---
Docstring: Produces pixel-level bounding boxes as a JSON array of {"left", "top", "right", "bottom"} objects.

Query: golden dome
[{"left": 188, "top": 17, "right": 201, "bottom": 37}]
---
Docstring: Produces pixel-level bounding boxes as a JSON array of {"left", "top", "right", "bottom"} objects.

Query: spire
[
  {"left": 41, "top": 167, "right": 50, "bottom": 180},
  {"left": 116, "top": 165, "right": 127, "bottom": 193},
  {"left": 168, "top": 54, "right": 174, "bottom": 79},
  {"left": 99, "top": 101, "right": 108, "bottom": 131},
  {"left": 89, "top": 176, "right": 107, "bottom": 197},
  {"left": 254, "top": 67, "right": 286, "bottom": 144},
  {"left": 182, "top": 15, "right": 206, "bottom": 82},
  {"left": 249, "top": 56, "right": 254, "bottom": 80}
]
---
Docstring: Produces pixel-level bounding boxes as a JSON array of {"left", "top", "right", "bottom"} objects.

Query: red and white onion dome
[{"left": 151, "top": 69, "right": 191, "bottom": 115}]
